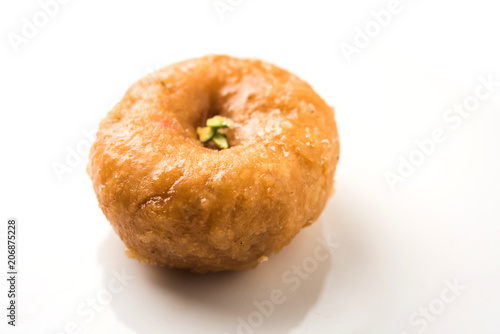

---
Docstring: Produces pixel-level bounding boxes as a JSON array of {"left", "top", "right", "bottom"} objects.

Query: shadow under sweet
[{"left": 97, "top": 204, "right": 355, "bottom": 334}]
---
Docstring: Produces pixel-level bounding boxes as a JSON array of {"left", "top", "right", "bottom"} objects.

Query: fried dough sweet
[{"left": 88, "top": 55, "right": 340, "bottom": 273}]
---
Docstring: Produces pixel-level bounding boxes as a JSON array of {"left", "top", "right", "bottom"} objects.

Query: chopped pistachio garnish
[
  {"left": 206, "top": 115, "right": 234, "bottom": 129},
  {"left": 197, "top": 116, "right": 234, "bottom": 149},
  {"left": 196, "top": 126, "right": 215, "bottom": 142},
  {"left": 212, "top": 132, "right": 228, "bottom": 149}
]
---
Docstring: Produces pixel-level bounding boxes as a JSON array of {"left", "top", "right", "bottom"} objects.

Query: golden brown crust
[{"left": 88, "top": 55, "right": 340, "bottom": 273}]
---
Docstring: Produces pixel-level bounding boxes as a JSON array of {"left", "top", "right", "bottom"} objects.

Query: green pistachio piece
[
  {"left": 212, "top": 132, "right": 229, "bottom": 149},
  {"left": 206, "top": 115, "right": 234, "bottom": 129},
  {"left": 196, "top": 126, "right": 215, "bottom": 142}
]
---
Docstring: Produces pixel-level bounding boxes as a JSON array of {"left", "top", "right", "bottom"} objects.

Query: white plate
[{"left": 1, "top": 1, "right": 499, "bottom": 333}]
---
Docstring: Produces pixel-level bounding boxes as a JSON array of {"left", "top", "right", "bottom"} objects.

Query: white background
[{"left": 1, "top": 0, "right": 499, "bottom": 333}]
